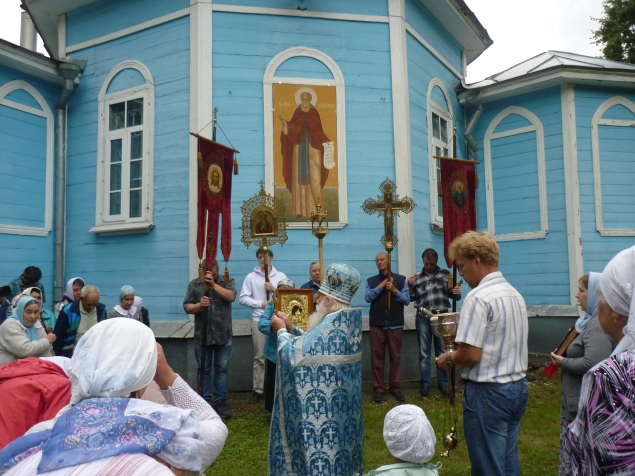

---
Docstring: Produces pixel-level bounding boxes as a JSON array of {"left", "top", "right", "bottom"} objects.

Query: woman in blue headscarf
[
  {"left": 550, "top": 273, "right": 614, "bottom": 476},
  {"left": 106, "top": 285, "right": 143, "bottom": 321},
  {"left": 0, "top": 297, "right": 55, "bottom": 365}
]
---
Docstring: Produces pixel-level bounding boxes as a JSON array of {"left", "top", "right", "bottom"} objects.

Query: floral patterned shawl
[{"left": 0, "top": 396, "right": 204, "bottom": 474}]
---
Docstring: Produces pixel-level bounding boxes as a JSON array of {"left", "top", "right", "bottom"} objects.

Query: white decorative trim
[
  {"left": 95, "top": 60, "right": 154, "bottom": 231},
  {"left": 0, "top": 40, "right": 63, "bottom": 85},
  {"left": 560, "top": 84, "right": 584, "bottom": 305},
  {"left": 89, "top": 221, "right": 154, "bottom": 235},
  {"left": 388, "top": 0, "right": 415, "bottom": 281},
  {"left": 490, "top": 125, "right": 536, "bottom": 140},
  {"left": 212, "top": 4, "right": 389, "bottom": 23},
  {"left": 591, "top": 95, "right": 635, "bottom": 236},
  {"left": 65, "top": 8, "right": 190, "bottom": 53},
  {"left": 58, "top": 14, "right": 66, "bottom": 59},
  {"left": 404, "top": 23, "right": 463, "bottom": 79},
  {"left": 189, "top": 0, "right": 213, "bottom": 277},
  {"left": 483, "top": 106, "right": 549, "bottom": 241},
  {"left": 0, "top": 80, "right": 54, "bottom": 236},
  {"left": 426, "top": 78, "right": 453, "bottom": 228},
  {"left": 263, "top": 46, "right": 348, "bottom": 229}
]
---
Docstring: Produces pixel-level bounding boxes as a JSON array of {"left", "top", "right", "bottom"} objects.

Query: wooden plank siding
[
  {"left": 575, "top": 86, "right": 635, "bottom": 272},
  {"left": 0, "top": 66, "right": 60, "bottom": 308},
  {"left": 471, "top": 87, "right": 570, "bottom": 304},
  {"left": 210, "top": 0, "right": 389, "bottom": 16}
]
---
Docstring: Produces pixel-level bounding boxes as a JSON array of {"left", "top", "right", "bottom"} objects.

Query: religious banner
[
  {"left": 440, "top": 158, "right": 477, "bottom": 267},
  {"left": 273, "top": 83, "right": 339, "bottom": 222},
  {"left": 194, "top": 134, "right": 236, "bottom": 267}
]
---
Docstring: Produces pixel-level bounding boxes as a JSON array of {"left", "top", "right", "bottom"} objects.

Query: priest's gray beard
[{"left": 307, "top": 297, "right": 345, "bottom": 330}]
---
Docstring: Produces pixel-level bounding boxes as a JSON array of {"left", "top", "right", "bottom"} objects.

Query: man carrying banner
[{"left": 268, "top": 263, "right": 363, "bottom": 476}]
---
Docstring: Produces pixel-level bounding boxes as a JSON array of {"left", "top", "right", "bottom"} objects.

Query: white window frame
[
  {"left": 484, "top": 106, "right": 548, "bottom": 242},
  {"left": 427, "top": 79, "right": 453, "bottom": 228},
  {"left": 591, "top": 96, "right": 635, "bottom": 236},
  {"left": 0, "top": 80, "right": 54, "bottom": 236},
  {"left": 91, "top": 60, "right": 154, "bottom": 235},
  {"left": 263, "top": 46, "right": 348, "bottom": 229}
]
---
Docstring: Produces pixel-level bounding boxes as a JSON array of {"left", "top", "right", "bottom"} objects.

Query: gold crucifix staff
[{"left": 362, "top": 178, "right": 415, "bottom": 310}]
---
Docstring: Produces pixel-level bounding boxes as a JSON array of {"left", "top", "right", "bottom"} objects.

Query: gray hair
[
  {"left": 309, "top": 261, "right": 319, "bottom": 271},
  {"left": 321, "top": 294, "right": 347, "bottom": 313},
  {"left": 81, "top": 285, "right": 100, "bottom": 299}
]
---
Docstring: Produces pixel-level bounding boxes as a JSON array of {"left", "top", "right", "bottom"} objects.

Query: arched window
[
  {"left": 591, "top": 96, "right": 635, "bottom": 236},
  {"left": 0, "top": 80, "right": 54, "bottom": 236},
  {"left": 263, "top": 47, "right": 347, "bottom": 229},
  {"left": 427, "top": 79, "right": 453, "bottom": 228},
  {"left": 92, "top": 60, "right": 154, "bottom": 234},
  {"left": 483, "top": 106, "right": 548, "bottom": 241}
]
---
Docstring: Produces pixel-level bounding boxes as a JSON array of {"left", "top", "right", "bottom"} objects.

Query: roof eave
[
  {"left": 458, "top": 66, "right": 635, "bottom": 104},
  {"left": 418, "top": 0, "right": 493, "bottom": 65},
  {"left": 0, "top": 38, "right": 64, "bottom": 85}
]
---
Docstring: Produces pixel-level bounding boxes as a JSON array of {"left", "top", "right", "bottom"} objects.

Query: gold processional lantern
[
  {"left": 240, "top": 181, "right": 288, "bottom": 302},
  {"left": 310, "top": 198, "right": 329, "bottom": 284}
]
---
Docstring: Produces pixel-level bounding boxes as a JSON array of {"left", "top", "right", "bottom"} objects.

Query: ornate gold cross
[{"left": 362, "top": 178, "right": 415, "bottom": 309}]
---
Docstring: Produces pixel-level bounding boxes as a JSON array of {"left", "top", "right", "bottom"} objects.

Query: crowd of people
[{"left": 1, "top": 234, "right": 634, "bottom": 475}]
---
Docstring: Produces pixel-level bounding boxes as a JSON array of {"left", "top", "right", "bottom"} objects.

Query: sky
[{"left": 0, "top": 0, "right": 605, "bottom": 83}]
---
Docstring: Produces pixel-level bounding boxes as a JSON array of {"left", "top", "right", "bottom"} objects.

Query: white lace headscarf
[
  {"left": 68, "top": 318, "right": 157, "bottom": 405},
  {"left": 383, "top": 404, "right": 436, "bottom": 464},
  {"left": 600, "top": 245, "right": 635, "bottom": 355}
]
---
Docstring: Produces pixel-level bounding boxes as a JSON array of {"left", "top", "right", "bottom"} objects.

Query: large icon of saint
[{"left": 278, "top": 87, "right": 330, "bottom": 218}]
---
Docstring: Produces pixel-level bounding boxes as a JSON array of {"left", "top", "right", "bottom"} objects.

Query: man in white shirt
[
  {"left": 436, "top": 231, "right": 528, "bottom": 476},
  {"left": 239, "top": 247, "right": 287, "bottom": 404}
]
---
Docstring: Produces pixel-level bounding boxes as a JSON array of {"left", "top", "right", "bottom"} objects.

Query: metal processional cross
[{"left": 362, "top": 178, "right": 415, "bottom": 310}]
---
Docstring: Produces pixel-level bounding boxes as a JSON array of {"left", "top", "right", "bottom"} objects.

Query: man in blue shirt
[
  {"left": 300, "top": 261, "right": 321, "bottom": 310},
  {"left": 5, "top": 266, "right": 46, "bottom": 303},
  {"left": 365, "top": 252, "right": 410, "bottom": 403}
]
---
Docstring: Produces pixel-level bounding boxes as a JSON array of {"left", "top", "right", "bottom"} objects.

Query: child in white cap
[{"left": 363, "top": 404, "right": 440, "bottom": 475}]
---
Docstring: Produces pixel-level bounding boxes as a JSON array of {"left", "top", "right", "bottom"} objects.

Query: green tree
[{"left": 593, "top": 0, "right": 635, "bottom": 63}]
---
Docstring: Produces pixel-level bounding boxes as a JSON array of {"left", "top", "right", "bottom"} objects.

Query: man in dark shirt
[
  {"left": 5, "top": 266, "right": 46, "bottom": 303},
  {"left": 365, "top": 252, "right": 410, "bottom": 403},
  {"left": 300, "top": 261, "right": 321, "bottom": 310},
  {"left": 183, "top": 260, "right": 236, "bottom": 418},
  {"left": 408, "top": 248, "right": 461, "bottom": 397}
]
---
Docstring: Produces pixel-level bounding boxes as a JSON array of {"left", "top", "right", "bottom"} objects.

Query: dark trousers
[
  {"left": 370, "top": 326, "right": 403, "bottom": 392},
  {"left": 265, "top": 357, "right": 277, "bottom": 412}
]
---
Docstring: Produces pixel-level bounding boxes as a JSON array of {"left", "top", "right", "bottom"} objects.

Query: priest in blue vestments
[{"left": 269, "top": 263, "right": 363, "bottom": 476}]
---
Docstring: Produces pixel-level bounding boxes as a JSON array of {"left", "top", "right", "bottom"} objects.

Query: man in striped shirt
[{"left": 436, "top": 231, "right": 528, "bottom": 476}]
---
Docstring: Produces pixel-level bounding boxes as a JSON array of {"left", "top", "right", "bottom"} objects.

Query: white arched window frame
[
  {"left": 91, "top": 60, "right": 154, "bottom": 235},
  {"left": 484, "top": 106, "right": 548, "bottom": 241},
  {"left": 591, "top": 96, "right": 635, "bottom": 236},
  {"left": 427, "top": 78, "right": 453, "bottom": 228},
  {"left": 0, "top": 80, "right": 54, "bottom": 236},
  {"left": 263, "top": 46, "right": 347, "bottom": 229}
]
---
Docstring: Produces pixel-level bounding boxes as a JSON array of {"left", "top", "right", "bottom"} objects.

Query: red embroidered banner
[
  {"left": 440, "top": 158, "right": 477, "bottom": 267},
  {"left": 196, "top": 135, "right": 235, "bottom": 267}
]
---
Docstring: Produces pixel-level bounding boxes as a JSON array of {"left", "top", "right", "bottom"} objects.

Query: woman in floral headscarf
[
  {"left": 106, "top": 285, "right": 143, "bottom": 321},
  {"left": 0, "top": 297, "right": 55, "bottom": 365},
  {"left": 568, "top": 245, "right": 635, "bottom": 475},
  {"left": 0, "top": 318, "right": 228, "bottom": 475}
]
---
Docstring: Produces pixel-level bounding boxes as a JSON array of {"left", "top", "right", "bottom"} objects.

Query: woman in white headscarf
[
  {"left": 106, "top": 285, "right": 143, "bottom": 321},
  {"left": 53, "top": 277, "right": 84, "bottom": 318},
  {"left": 364, "top": 404, "right": 440, "bottom": 475},
  {"left": 567, "top": 245, "right": 635, "bottom": 475},
  {"left": 0, "top": 318, "right": 228, "bottom": 475}
]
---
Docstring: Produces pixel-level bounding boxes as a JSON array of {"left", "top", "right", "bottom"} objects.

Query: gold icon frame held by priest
[{"left": 275, "top": 288, "right": 314, "bottom": 330}]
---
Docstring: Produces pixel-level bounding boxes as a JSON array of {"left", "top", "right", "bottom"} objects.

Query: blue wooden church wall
[
  {"left": 0, "top": 66, "right": 59, "bottom": 307},
  {"left": 471, "top": 87, "right": 571, "bottom": 305}
]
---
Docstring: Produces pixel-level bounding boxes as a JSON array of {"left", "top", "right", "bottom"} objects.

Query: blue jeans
[
  {"left": 463, "top": 379, "right": 529, "bottom": 476},
  {"left": 194, "top": 338, "right": 232, "bottom": 404},
  {"left": 415, "top": 313, "right": 448, "bottom": 387}
]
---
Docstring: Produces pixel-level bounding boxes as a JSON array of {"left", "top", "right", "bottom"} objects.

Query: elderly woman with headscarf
[
  {"left": 550, "top": 273, "right": 613, "bottom": 476},
  {"left": 567, "top": 245, "right": 635, "bottom": 475},
  {"left": 0, "top": 297, "right": 55, "bottom": 365},
  {"left": 257, "top": 278, "right": 302, "bottom": 412},
  {"left": 53, "top": 277, "right": 84, "bottom": 318},
  {"left": 0, "top": 318, "right": 228, "bottom": 475},
  {"left": 363, "top": 404, "right": 440, "bottom": 475},
  {"left": 106, "top": 285, "right": 143, "bottom": 321}
]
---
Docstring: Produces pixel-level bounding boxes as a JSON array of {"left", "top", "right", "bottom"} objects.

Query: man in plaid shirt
[{"left": 408, "top": 249, "right": 461, "bottom": 397}]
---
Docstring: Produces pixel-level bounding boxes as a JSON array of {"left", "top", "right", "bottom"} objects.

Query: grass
[{"left": 207, "top": 367, "right": 561, "bottom": 475}]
